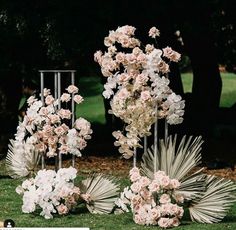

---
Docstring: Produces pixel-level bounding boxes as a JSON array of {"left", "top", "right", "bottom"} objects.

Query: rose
[
  {"left": 140, "top": 91, "right": 151, "bottom": 101},
  {"left": 61, "top": 93, "right": 71, "bottom": 102},
  {"left": 47, "top": 136, "right": 58, "bottom": 146},
  {"left": 57, "top": 204, "right": 69, "bottom": 215},
  {"left": 66, "top": 85, "right": 78, "bottom": 94},
  {"left": 74, "top": 95, "right": 84, "bottom": 104},
  {"left": 170, "top": 179, "right": 181, "bottom": 189},
  {"left": 58, "top": 109, "right": 71, "bottom": 119},
  {"left": 130, "top": 182, "right": 142, "bottom": 193},
  {"left": 139, "top": 176, "right": 151, "bottom": 188},
  {"left": 159, "top": 175, "right": 170, "bottom": 188},
  {"left": 148, "top": 180, "right": 160, "bottom": 193},
  {"left": 148, "top": 27, "right": 160, "bottom": 38},
  {"left": 58, "top": 144, "right": 68, "bottom": 154},
  {"left": 130, "top": 172, "right": 141, "bottom": 182},
  {"left": 48, "top": 114, "right": 60, "bottom": 124},
  {"left": 45, "top": 95, "right": 54, "bottom": 105},
  {"left": 158, "top": 217, "right": 170, "bottom": 228},
  {"left": 54, "top": 126, "right": 65, "bottom": 136},
  {"left": 159, "top": 194, "right": 171, "bottom": 204}
]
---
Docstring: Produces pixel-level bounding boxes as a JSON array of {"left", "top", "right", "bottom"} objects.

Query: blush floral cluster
[
  {"left": 14, "top": 85, "right": 92, "bottom": 159},
  {"left": 94, "top": 25, "right": 184, "bottom": 158},
  {"left": 115, "top": 167, "right": 184, "bottom": 228},
  {"left": 16, "top": 167, "right": 82, "bottom": 219}
]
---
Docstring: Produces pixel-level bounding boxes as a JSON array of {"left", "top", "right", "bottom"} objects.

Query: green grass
[
  {"left": 0, "top": 173, "right": 236, "bottom": 229},
  {"left": 76, "top": 76, "right": 106, "bottom": 124},
  {"left": 0, "top": 161, "right": 236, "bottom": 229},
  {"left": 181, "top": 72, "right": 236, "bottom": 108}
]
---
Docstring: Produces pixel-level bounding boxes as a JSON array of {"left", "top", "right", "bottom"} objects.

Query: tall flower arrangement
[
  {"left": 6, "top": 84, "right": 93, "bottom": 178},
  {"left": 95, "top": 25, "right": 184, "bottom": 158}
]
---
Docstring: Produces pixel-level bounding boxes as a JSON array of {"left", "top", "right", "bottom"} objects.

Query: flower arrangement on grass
[
  {"left": 6, "top": 85, "right": 92, "bottom": 178},
  {"left": 16, "top": 167, "right": 120, "bottom": 219},
  {"left": 95, "top": 25, "right": 184, "bottom": 158},
  {"left": 116, "top": 167, "right": 184, "bottom": 227}
]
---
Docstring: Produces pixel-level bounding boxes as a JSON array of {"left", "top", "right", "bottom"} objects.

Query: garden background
[{"left": 0, "top": 0, "right": 236, "bottom": 229}]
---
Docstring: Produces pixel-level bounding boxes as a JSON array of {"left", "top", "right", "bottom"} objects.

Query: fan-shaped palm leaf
[
  {"left": 80, "top": 174, "right": 120, "bottom": 214},
  {"left": 189, "top": 175, "right": 236, "bottom": 223},
  {"left": 141, "top": 135, "right": 206, "bottom": 201},
  {"left": 141, "top": 135, "right": 203, "bottom": 180},
  {"left": 6, "top": 139, "right": 40, "bottom": 178}
]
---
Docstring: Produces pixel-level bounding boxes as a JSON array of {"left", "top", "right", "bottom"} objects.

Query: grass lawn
[
  {"left": 181, "top": 72, "right": 236, "bottom": 108},
  {"left": 76, "top": 73, "right": 236, "bottom": 124},
  {"left": 0, "top": 159, "right": 236, "bottom": 229}
]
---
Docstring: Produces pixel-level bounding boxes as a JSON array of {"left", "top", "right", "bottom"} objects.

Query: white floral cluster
[
  {"left": 16, "top": 167, "right": 81, "bottom": 219},
  {"left": 14, "top": 85, "right": 92, "bottom": 159},
  {"left": 94, "top": 25, "right": 185, "bottom": 158},
  {"left": 115, "top": 167, "right": 184, "bottom": 228}
]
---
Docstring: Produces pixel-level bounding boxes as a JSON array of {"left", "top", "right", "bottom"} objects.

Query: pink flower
[
  {"left": 154, "top": 170, "right": 166, "bottom": 179},
  {"left": 158, "top": 217, "right": 170, "bottom": 228},
  {"left": 74, "top": 95, "right": 84, "bottom": 104},
  {"left": 148, "top": 27, "right": 160, "bottom": 38},
  {"left": 172, "top": 217, "right": 180, "bottom": 227},
  {"left": 134, "top": 213, "right": 146, "bottom": 225},
  {"left": 145, "top": 44, "right": 155, "bottom": 53},
  {"left": 43, "top": 125, "right": 53, "bottom": 134},
  {"left": 73, "top": 186, "right": 81, "bottom": 195},
  {"left": 116, "top": 52, "right": 125, "bottom": 63},
  {"left": 140, "top": 91, "right": 151, "bottom": 101},
  {"left": 159, "top": 194, "right": 171, "bottom": 204},
  {"left": 129, "top": 167, "right": 140, "bottom": 176},
  {"left": 45, "top": 95, "right": 54, "bottom": 105},
  {"left": 130, "top": 172, "right": 141, "bottom": 182},
  {"left": 43, "top": 88, "right": 51, "bottom": 97},
  {"left": 176, "top": 206, "right": 184, "bottom": 218},
  {"left": 139, "top": 176, "right": 151, "bottom": 187},
  {"left": 27, "top": 96, "right": 37, "bottom": 105},
  {"left": 130, "top": 182, "right": 142, "bottom": 193},
  {"left": 94, "top": 50, "right": 103, "bottom": 63},
  {"left": 39, "top": 107, "right": 48, "bottom": 116},
  {"left": 75, "top": 118, "right": 90, "bottom": 131},
  {"left": 61, "top": 93, "right": 71, "bottom": 102},
  {"left": 131, "top": 195, "right": 142, "bottom": 206},
  {"left": 47, "top": 136, "right": 58, "bottom": 146},
  {"left": 159, "top": 176, "right": 170, "bottom": 188},
  {"left": 157, "top": 61, "right": 170, "bottom": 73},
  {"left": 48, "top": 114, "right": 60, "bottom": 124},
  {"left": 170, "top": 179, "right": 180, "bottom": 189},
  {"left": 54, "top": 126, "right": 65, "bottom": 136},
  {"left": 174, "top": 194, "right": 184, "bottom": 203},
  {"left": 59, "top": 144, "right": 69, "bottom": 154},
  {"left": 66, "top": 85, "right": 78, "bottom": 94},
  {"left": 57, "top": 204, "right": 69, "bottom": 215},
  {"left": 35, "top": 143, "right": 46, "bottom": 153},
  {"left": 163, "top": 46, "right": 181, "bottom": 62},
  {"left": 118, "top": 88, "right": 130, "bottom": 100},
  {"left": 80, "top": 193, "right": 91, "bottom": 203},
  {"left": 148, "top": 180, "right": 160, "bottom": 192},
  {"left": 78, "top": 138, "right": 87, "bottom": 150},
  {"left": 169, "top": 204, "right": 178, "bottom": 216},
  {"left": 104, "top": 36, "right": 113, "bottom": 47},
  {"left": 58, "top": 109, "right": 71, "bottom": 119},
  {"left": 151, "top": 207, "right": 161, "bottom": 219}
]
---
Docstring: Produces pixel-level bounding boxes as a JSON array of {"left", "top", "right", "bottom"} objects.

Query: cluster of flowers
[
  {"left": 15, "top": 85, "right": 92, "bottom": 159},
  {"left": 94, "top": 25, "right": 185, "bottom": 158},
  {"left": 16, "top": 167, "right": 84, "bottom": 219},
  {"left": 115, "top": 167, "right": 184, "bottom": 228}
]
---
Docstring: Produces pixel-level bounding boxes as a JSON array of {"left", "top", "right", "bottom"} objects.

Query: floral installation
[
  {"left": 16, "top": 167, "right": 80, "bottom": 219},
  {"left": 95, "top": 25, "right": 185, "bottom": 158},
  {"left": 115, "top": 167, "right": 184, "bottom": 227},
  {"left": 16, "top": 167, "right": 120, "bottom": 219},
  {"left": 6, "top": 85, "right": 92, "bottom": 178}
]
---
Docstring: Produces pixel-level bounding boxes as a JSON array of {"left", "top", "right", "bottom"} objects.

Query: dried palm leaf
[
  {"left": 6, "top": 139, "right": 40, "bottom": 178},
  {"left": 189, "top": 175, "right": 236, "bottom": 223},
  {"left": 141, "top": 135, "right": 206, "bottom": 201},
  {"left": 80, "top": 174, "right": 120, "bottom": 214},
  {"left": 141, "top": 135, "right": 203, "bottom": 180}
]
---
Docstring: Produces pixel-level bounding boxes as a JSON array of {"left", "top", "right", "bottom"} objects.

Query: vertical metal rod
[
  {"left": 71, "top": 72, "right": 76, "bottom": 168},
  {"left": 154, "top": 105, "right": 158, "bottom": 173},
  {"left": 57, "top": 72, "right": 62, "bottom": 169},
  {"left": 164, "top": 119, "right": 168, "bottom": 144},
  {"left": 54, "top": 73, "right": 58, "bottom": 171},
  {"left": 133, "top": 147, "right": 137, "bottom": 168},
  {"left": 40, "top": 72, "right": 45, "bottom": 169},
  {"left": 144, "top": 136, "right": 147, "bottom": 154}
]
